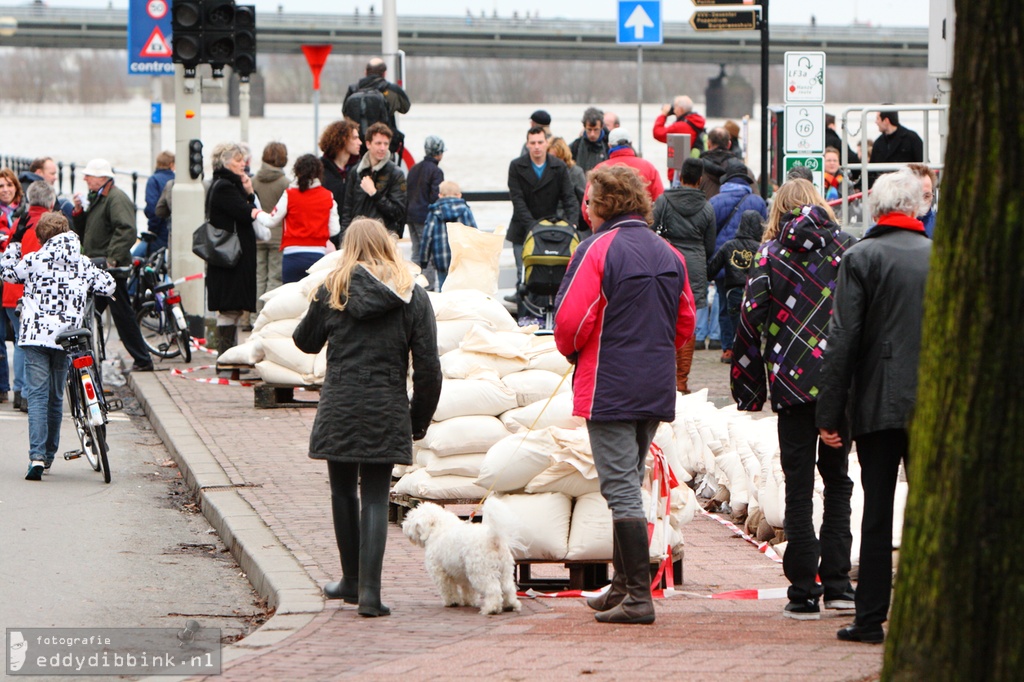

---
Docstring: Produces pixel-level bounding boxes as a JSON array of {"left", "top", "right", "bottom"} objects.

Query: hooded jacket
[
  {"left": 709, "top": 179, "right": 768, "bottom": 256},
  {"left": 292, "top": 266, "right": 441, "bottom": 464},
  {"left": 731, "top": 206, "right": 856, "bottom": 412},
  {"left": 406, "top": 155, "right": 444, "bottom": 225},
  {"left": 816, "top": 215, "right": 931, "bottom": 436},
  {"left": 707, "top": 209, "right": 766, "bottom": 290},
  {"left": 252, "top": 165, "right": 290, "bottom": 248},
  {"left": 580, "top": 147, "right": 664, "bottom": 226},
  {"left": 652, "top": 186, "right": 716, "bottom": 307},
  {"left": 698, "top": 147, "right": 738, "bottom": 199},
  {"left": 1, "top": 231, "right": 115, "bottom": 349},
  {"left": 554, "top": 213, "right": 695, "bottom": 422}
]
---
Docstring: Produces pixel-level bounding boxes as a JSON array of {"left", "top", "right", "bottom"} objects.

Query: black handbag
[{"left": 192, "top": 180, "right": 242, "bottom": 268}]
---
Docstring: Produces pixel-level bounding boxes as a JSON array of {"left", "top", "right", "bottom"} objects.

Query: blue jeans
[
  {"left": 23, "top": 345, "right": 68, "bottom": 464},
  {"left": 695, "top": 284, "right": 721, "bottom": 342},
  {"left": 719, "top": 287, "right": 744, "bottom": 352},
  {"left": 282, "top": 251, "right": 324, "bottom": 284},
  {"left": 4, "top": 307, "right": 23, "bottom": 392},
  {"left": 0, "top": 307, "right": 9, "bottom": 392}
]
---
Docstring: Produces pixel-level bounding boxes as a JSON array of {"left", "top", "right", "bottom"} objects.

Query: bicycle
[
  {"left": 55, "top": 316, "right": 123, "bottom": 484},
  {"left": 123, "top": 247, "right": 192, "bottom": 363}
]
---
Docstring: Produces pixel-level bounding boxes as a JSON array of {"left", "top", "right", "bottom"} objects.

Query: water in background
[{"left": 0, "top": 100, "right": 943, "bottom": 232}]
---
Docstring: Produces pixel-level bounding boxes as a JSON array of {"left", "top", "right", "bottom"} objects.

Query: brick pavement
[{"left": 132, "top": 348, "right": 883, "bottom": 682}]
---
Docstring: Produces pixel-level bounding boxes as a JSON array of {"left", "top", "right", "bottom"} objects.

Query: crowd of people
[{"left": 1, "top": 68, "right": 939, "bottom": 642}]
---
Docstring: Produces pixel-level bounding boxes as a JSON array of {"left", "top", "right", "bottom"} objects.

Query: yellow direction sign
[{"left": 690, "top": 10, "right": 759, "bottom": 31}]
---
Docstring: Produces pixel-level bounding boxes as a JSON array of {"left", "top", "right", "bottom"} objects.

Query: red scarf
[{"left": 875, "top": 212, "right": 925, "bottom": 233}]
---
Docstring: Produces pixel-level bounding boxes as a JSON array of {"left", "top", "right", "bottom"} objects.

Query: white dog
[{"left": 402, "top": 496, "right": 524, "bottom": 615}]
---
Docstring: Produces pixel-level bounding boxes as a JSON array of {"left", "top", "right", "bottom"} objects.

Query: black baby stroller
[{"left": 517, "top": 218, "right": 580, "bottom": 331}]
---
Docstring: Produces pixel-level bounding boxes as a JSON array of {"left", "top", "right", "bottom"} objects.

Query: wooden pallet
[
  {"left": 254, "top": 383, "right": 321, "bottom": 409},
  {"left": 215, "top": 363, "right": 255, "bottom": 381},
  {"left": 388, "top": 493, "right": 683, "bottom": 591}
]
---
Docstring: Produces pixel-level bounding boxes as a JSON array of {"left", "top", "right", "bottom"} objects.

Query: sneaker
[
  {"left": 25, "top": 462, "right": 44, "bottom": 481},
  {"left": 837, "top": 623, "right": 884, "bottom": 644},
  {"left": 720, "top": 350, "right": 734, "bottom": 364},
  {"left": 825, "top": 591, "right": 856, "bottom": 610},
  {"left": 783, "top": 599, "right": 820, "bottom": 620}
]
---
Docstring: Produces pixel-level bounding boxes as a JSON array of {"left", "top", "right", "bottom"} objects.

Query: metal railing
[{"left": 0, "top": 154, "right": 147, "bottom": 211}]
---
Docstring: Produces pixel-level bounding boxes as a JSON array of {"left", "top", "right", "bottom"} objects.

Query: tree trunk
[{"left": 883, "top": 1, "right": 1024, "bottom": 680}]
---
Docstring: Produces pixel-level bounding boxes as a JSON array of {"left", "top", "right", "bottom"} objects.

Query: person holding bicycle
[{"left": 1, "top": 212, "right": 114, "bottom": 480}]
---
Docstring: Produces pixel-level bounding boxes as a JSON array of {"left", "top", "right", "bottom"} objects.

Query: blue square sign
[{"left": 618, "top": 1, "right": 662, "bottom": 45}]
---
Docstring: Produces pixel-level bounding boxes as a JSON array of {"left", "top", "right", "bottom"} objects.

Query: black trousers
[
  {"left": 778, "top": 403, "right": 854, "bottom": 602},
  {"left": 853, "top": 428, "right": 908, "bottom": 626},
  {"left": 96, "top": 276, "right": 151, "bottom": 366}
]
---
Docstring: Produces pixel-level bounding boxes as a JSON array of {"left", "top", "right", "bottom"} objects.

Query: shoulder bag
[{"left": 192, "top": 179, "right": 242, "bottom": 268}]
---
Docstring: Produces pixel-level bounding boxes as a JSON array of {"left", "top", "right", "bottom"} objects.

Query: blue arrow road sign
[
  {"left": 618, "top": 1, "right": 662, "bottom": 45},
  {"left": 128, "top": 0, "right": 174, "bottom": 76}
]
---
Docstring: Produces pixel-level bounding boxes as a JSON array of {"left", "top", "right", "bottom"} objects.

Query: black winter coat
[
  {"left": 569, "top": 133, "right": 609, "bottom": 173},
  {"left": 405, "top": 156, "right": 444, "bottom": 225},
  {"left": 652, "top": 186, "right": 716, "bottom": 307},
  {"left": 868, "top": 126, "right": 924, "bottom": 187},
  {"left": 507, "top": 153, "right": 579, "bottom": 245},
  {"left": 206, "top": 168, "right": 258, "bottom": 312},
  {"left": 340, "top": 155, "right": 408, "bottom": 238},
  {"left": 293, "top": 267, "right": 442, "bottom": 464},
  {"left": 816, "top": 221, "right": 932, "bottom": 437}
]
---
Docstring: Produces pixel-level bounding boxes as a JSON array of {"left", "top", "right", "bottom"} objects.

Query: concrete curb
[{"left": 129, "top": 372, "right": 323, "bottom": 672}]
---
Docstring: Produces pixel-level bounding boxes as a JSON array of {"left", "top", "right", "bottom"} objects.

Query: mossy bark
[{"left": 883, "top": 2, "right": 1024, "bottom": 680}]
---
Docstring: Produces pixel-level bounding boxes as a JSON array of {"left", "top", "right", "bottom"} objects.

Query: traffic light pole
[
  {"left": 172, "top": 66, "right": 208, "bottom": 333},
  {"left": 239, "top": 77, "right": 250, "bottom": 143}
]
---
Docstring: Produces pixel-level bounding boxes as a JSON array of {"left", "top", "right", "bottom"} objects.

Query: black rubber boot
[
  {"left": 587, "top": 534, "right": 626, "bottom": 611},
  {"left": 216, "top": 325, "right": 237, "bottom": 358},
  {"left": 357, "top": 502, "right": 391, "bottom": 617},
  {"left": 595, "top": 518, "right": 655, "bottom": 625},
  {"left": 323, "top": 493, "right": 360, "bottom": 603}
]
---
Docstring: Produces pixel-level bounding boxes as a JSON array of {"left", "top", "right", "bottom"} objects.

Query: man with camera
[{"left": 652, "top": 96, "right": 707, "bottom": 184}]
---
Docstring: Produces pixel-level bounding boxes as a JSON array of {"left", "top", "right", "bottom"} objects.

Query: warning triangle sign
[{"left": 140, "top": 27, "right": 171, "bottom": 58}]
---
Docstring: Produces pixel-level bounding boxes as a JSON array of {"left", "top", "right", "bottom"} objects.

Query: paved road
[{"left": 0, "top": 360, "right": 264, "bottom": 680}]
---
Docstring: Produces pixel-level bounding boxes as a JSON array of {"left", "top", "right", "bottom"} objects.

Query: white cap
[
  {"left": 82, "top": 158, "right": 115, "bottom": 178},
  {"left": 607, "top": 128, "right": 632, "bottom": 146}
]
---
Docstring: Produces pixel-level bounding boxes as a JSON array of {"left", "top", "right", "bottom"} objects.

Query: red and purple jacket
[{"left": 554, "top": 214, "right": 696, "bottom": 422}]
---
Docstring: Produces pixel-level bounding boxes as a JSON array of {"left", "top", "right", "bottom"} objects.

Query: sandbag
[
  {"left": 218, "top": 339, "right": 263, "bottom": 366},
  {"left": 255, "top": 360, "right": 309, "bottom": 386},
  {"left": 258, "top": 318, "right": 300, "bottom": 339},
  {"left": 504, "top": 392, "right": 583, "bottom": 431},
  {"left": 525, "top": 464, "right": 601, "bottom": 497},
  {"left": 566, "top": 492, "right": 613, "bottom": 560},
  {"left": 436, "top": 319, "right": 480, "bottom": 356},
  {"left": 494, "top": 492, "right": 571, "bottom": 560},
  {"left": 393, "top": 468, "right": 488, "bottom": 500},
  {"left": 421, "top": 415, "right": 511, "bottom": 457},
  {"left": 502, "top": 369, "right": 570, "bottom": 407},
  {"left": 259, "top": 282, "right": 309, "bottom": 322},
  {"left": 443, "top": 222, "right": 505, "bottom": 296},
  {"left": 527, "top": 348, "right": 573, "bottom": 375},
  {"left": 475, "top": 431, "right": 556, "bottom": 493},
  {"left": 441, "top": 348, "right": 529, "bottom": 379},
  {"left": 305, "top": 248, "right": 345, "bottom": 274},
  {"left": 262, "top": 337, "right": 316, "bottom": 376},
  {"left": 432, "top": 377, "right": 519, "bottom": 422},
  {"left": 299, "top": 268, "right": 331, "bottom": 297},
  {"left": 424, "top": 452, "right": 487, "bottom": 478},
  {"left": 459, "top": 325, "right": 533, "bottom": 359},
  {"left": 427, "top": 289, "right": 518, "bottom": 331}
]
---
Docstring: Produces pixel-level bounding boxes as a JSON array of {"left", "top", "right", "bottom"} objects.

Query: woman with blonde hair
[
  {"left": 292, "top": 217, "right": 441, "bottom": 617},
  {"left": 731, "top": 177, "right": 858, "bottom": 621}
]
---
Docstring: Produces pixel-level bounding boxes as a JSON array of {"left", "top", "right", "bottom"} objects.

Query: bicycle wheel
[
  {"left": 87, "top": 423, "right": 111, "bottom": 484},
  {"left": 174, "top": 304, "right": 192, "bottom": 363},
  {"left": 68, "top": 375, "right": 102, "bottom": 472},
  {"left": 137, "top": 301, "right": 182, "bottom": 359}
]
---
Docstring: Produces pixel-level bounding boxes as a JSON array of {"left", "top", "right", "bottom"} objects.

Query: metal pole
[
  {"left": 172, "top": 66, "right": 208, "bottom": 325},
  {"left": 637, "top": 46, "right": 643, "bottom": 157},
  {"left": 313, "top": 88, "right": 321, "bottom": 153},
  {"left": 150, "top": 76, "right": 161, "bottom": 170},
  {"left": 759, "top": 0, "right": 770, "bottom": 198},
  {"left": 239, "top": 78, "right": 250, "bottom": 144},
  {"left": 382, "top": 0, "right": 398, "bottom": 75}
]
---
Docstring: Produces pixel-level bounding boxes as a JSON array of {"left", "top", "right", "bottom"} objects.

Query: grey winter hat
[
  {"left": 607, "top": 128, "right": 632, "bottom": 146},
  {"left": 424, "top": 135, "right": 446, "bottom": 156}
]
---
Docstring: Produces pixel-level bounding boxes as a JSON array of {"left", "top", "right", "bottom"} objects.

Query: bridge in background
[{"left": 0, "top": 6, "right": 927, "bottom": 68}]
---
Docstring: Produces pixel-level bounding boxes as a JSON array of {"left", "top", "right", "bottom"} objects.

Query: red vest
[{"left": 279, "top": 186, "right": 334, "bottom": 250}]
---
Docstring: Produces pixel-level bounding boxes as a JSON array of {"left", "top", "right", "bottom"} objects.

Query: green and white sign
[{"left": 785, "top": 155, "right": 824, "bottom": 196}]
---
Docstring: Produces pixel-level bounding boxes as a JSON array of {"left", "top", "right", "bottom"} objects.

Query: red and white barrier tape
[
  {"left": 699, "top": 508, "right": 783, "bottom": 564},
  {"left": 169, "top": 365, "right": 256, "bottom": 387},
  {"left": 189, "top": 337, "right": 218, "bottom": 355},
  {"left": 519, "top": 585, "right": 788, "bottom": 601},
  {"left": 647, "top": 443, "right": 678, "bottom": 594},
  {"left": 172, "top": 272, "right": 205, "bottom": 285}
]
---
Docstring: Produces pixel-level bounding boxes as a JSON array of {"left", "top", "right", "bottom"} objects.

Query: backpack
[
  {"left": 521, "top": 219, "right": 579, "bottom": 297},
  {"left": 342, "top": 82, "right": 390, "bottom": 143},
  {"left": 685, "top": 115, "right": 707, "bottom": 155}
]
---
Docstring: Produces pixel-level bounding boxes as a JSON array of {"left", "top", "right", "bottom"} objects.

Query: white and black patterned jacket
[{"left": 0, "top": 231, "right": 115, "bottom": 349}]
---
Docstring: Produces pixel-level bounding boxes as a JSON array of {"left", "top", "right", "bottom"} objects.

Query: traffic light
[
  {"left": 233, "top": 5, "right": 257, "bottom": 78},
  {"left": 171, "top": 0, "right": 203, "bottom": 71},
  {"left": 188, "top": 140, "right": 204, "bottom": 180},
  {"left": 202, "top": 0, "right": 236, "bottom": 72}
]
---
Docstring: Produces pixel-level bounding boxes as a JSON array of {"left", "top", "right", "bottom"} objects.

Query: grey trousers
[
  {"left": 587, "top": 419, "right": 660, "bottom": 520},
  {"left": 408, "top": 222, "right": 436, "bottom": 289}
]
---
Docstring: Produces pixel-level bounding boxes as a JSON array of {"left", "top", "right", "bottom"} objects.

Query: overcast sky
[{"left": 17, "top": 1, "right": 930, "bottom": 27}]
